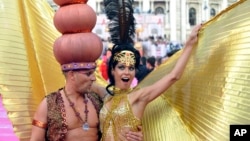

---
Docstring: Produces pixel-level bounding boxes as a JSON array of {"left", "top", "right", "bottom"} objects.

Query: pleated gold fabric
[
  {"left": 1, "top": 0, "right": 250, "bottom": 141},
  {"left": 0, "top": 0, "right": 64, "bottom": 140},
  {"left": 140, "top": 0, "right": 250, "bottom": 140}
]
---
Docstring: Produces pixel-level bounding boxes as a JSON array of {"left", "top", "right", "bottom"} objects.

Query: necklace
[
  {"left": 113, "top": 87, "right": 133, "bottom": 94},
  {"left": 63, "top": 88, "right": 89, "bottom": 131}
]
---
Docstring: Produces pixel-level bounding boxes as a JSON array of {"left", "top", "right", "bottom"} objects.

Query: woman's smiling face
[{"left": 112, "top": 62, "right": 136, "bottom": 90}]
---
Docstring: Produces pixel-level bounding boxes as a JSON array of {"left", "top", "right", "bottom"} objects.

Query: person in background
[
  {"left": 155, "top": 56, "right": 163, "bottom": 68},
  {"left": 99, "top": 50, "right": 109, "bottom": 81},
  {"left": 146, "top": 56, "right": 156, "bottom": 74},
  {"left": 135, "top": 56, "right": 148, "bottom": 83}
]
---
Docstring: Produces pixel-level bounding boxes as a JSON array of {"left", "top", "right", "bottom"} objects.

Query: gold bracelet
[{"left": 32, "top": 119, "right": 47, "bottom": 129}]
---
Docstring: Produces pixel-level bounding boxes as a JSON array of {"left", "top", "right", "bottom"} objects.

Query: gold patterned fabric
[
  {"left": 0, "top": 0, "right": 250, "bottom": 141},
  {"left": 139, "top": 0, "right": 250, "bottom": 140},
  {"left": 46, "top": 90, "right": 67, "bottom": 141},
  {"left": 100, "top": 88, "right": 141, "bottom": 141},
  {"left": 0, "top": 0, "right": 64, "bottom": 140}
]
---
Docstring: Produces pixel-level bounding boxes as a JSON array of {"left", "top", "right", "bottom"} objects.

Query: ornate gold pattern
[
  {"left": 46, "top": 91, "right": 68, "bottom": 141},
  {"left": 100, "top": 88, "right": 141, "bottom": 141},
  {"left": 114, "top": 50, "right": 136, "bottom": 66},
  {"left": 61, "top": 62, "right": 96, "bottom": 71}
]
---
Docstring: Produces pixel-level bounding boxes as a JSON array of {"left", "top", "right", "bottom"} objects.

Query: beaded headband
[
  {"left": 113, "top": 50, "right": 135, "bottom": 66},
  {"left": 61, "top": 62, "right": 96, "bottom": 71}
]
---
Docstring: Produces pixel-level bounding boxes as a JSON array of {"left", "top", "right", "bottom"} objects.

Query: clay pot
[
  {"left": 53, "top": 0, "right": 88, "bottom": 6},
  {"left": 53, "top": 33, "right": 103, "bottom": 64},
  {"left": 54, "top": 4, "right": 96, "bottom": 34}
]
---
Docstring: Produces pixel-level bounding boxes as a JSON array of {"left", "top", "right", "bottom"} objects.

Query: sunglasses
[{"left": 75, "top": 70, "right": 95, "bottom": 77}]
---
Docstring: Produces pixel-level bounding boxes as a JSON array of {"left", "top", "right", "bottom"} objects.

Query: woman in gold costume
[
  {"left": 91, "top": 0, "right": 202, "bottom": 140},
  {"left": 1, "top": 0, "right": 249, "bottom": 141}
]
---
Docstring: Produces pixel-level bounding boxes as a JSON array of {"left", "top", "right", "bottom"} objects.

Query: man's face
[{"left": 72, "top": 69, "right": 96, "bottom": 93}]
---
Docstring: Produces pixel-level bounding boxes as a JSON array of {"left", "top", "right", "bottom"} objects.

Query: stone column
[
  {"left": 222, "top": 0, "right": 228, "bottom": 10},
  {"left": 170, "top": 0, "right": 177, "bottom": 41},
  {"left": 202, "top": 0, "right": 210, "bottom": 22},
  {"left": 206, "top": 0, "right": 210, "bottom": 21},
  {"left": 181, "top": 0, "right": 187, "bottom": 42},
  {"left": 150, "top": 0, "right": 154, "bottom": 13},
  {"left": 143, "top": 0, "right": 150, "bottom": 13},
  {"left": 201, "top": 0, "right": 205, "bottom": 22},
  {"left": 165, "top": 1, "right": 169, "bottom": 25},
  {"left": 94, "top": 1, "right": 99, "bottom": 14},
  {"left": 139, "top": 0, "right": 142, "bottom": 13}
]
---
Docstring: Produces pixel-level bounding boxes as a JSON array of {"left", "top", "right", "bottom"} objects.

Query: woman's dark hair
[
  {"left": 104, "top": 0, "right": 138, "bottom": 95},
  {"left": 105, "top": 44, "right": 141, "bottom": 95}
]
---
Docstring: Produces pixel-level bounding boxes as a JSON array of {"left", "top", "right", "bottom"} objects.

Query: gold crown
[{"left": 114, "top": 50, "right": 135, "bottom": 66}]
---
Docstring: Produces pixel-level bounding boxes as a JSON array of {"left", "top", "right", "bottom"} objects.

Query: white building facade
[{"left": 47, "top": 0, "right": 239, "bottom": 43}]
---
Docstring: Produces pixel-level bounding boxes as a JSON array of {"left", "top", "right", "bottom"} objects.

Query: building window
[
  {"left": 134, "top": 7, "right": 141, "bottom": 14},
  {"left": 155, "top": 7, "right": 164, "bottom": 14},
  {"left": 210, "top": 8, "right": 216, "bottom": 17},
  {"left": 189, "top": 8, "right": 196, "bottom": 26}
]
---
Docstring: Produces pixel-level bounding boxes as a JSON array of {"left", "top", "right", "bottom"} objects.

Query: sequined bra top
[{"left": 99, "top": 88, "right": 142, "bottom": 141}]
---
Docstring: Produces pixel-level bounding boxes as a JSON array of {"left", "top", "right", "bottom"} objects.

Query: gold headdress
[
  {"left": 113, "top": 50, "right": 136, "bottom": 66},
  {"left": 104, "top": 0, "right": 137, "bottom": 65}
]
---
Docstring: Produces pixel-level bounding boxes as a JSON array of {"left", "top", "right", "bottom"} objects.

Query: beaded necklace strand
[{"left": 63, "top": 88, "right": 89, "bottom": 131}]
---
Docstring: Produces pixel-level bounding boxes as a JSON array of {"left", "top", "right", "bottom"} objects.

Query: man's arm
[
  {"left": 30, "top": 98, "right": 48, "bottom": 141},
  {"left": 91, "top": 82, "right": 108, "bottom": 100}
]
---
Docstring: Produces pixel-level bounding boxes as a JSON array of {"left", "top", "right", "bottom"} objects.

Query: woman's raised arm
[{"left": 133, "top": 24, "right": 202, "bottom": 106}]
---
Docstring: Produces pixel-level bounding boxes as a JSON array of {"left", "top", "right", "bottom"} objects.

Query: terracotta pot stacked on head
[{"left": 53, "top": 0, "right": 103, "bottom": 69}]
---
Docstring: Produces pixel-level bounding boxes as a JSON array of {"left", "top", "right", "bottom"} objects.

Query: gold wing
[
  {"left": 0, "top": 1, "right": 107, "bottom": 140},
  {"left": 0, "top": 0, "right": 64, "bottom": 140},
  {"left": 138, "top": 0, "right": 250, "bottom": 140},
  {"left": 1, "top": 0, "right": 250, "bottom": 141}
]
